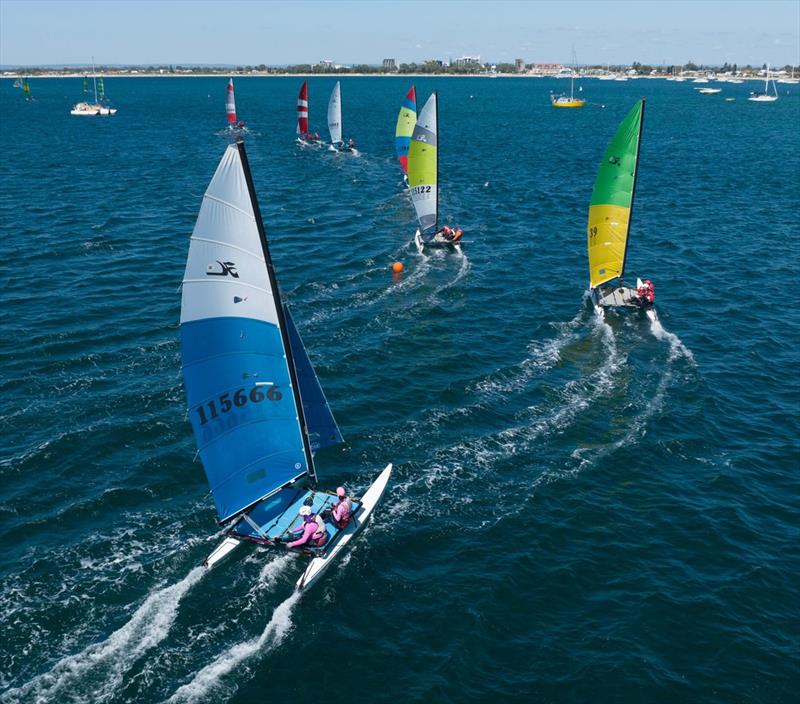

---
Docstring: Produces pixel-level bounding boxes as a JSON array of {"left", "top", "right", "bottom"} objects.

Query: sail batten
[
  {"left": 180, "top": 143, "right": 315, "bottom": 523},
  {"left": 587, "top": 99, "right": 645, "bottom": 288},
  {"left": 407, "top": 92, "right": 438, "bottom": 234}
]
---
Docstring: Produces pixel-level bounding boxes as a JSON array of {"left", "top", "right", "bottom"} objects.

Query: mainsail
[
  {"left": 327, "top": 81, "right": 342, "bottom": 144},
  {"left": 297, "top": 81, "right": 309, "bottom": 136},
  {"left": 226, "top": 78, "right": 237, "bottom": 125},
  {"left": 407, "top": 92, "right": 438, "bottom": 234},
  {"left": 587, "top": 99, "right": 645, "bottom": 289},
  {"left": 180, "top": 142, "right": 317, "bottom": 522},
  {"left": 395, "top": 85, "right": 417, "bottom": 174}
]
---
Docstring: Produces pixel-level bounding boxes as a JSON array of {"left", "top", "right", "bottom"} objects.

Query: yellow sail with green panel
[{"left": 587, "top": 99, "right": 645, "bottom": 288}]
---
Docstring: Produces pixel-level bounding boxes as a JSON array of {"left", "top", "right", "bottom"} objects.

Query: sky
[{"left": 1, "top": 0, "right": 798, "bottom": 67}]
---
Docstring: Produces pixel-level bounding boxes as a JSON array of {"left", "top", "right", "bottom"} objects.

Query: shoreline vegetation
[{"left": 3, "top": 60, "right": 798, "bottom": 81}]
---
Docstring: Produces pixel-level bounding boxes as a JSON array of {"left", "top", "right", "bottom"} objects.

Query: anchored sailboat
[
  {"left": 327, "top": 81, "right": 355, "bottom": 152},
  {"left": 407, "top": 92, "right": 464, "bottom": 252},
  {"left": 587, "top": 99, "right": 656, "bottom": 321},
  {"left": 748, "top": 64, "right": 779, "bottom": 102},
  {"left": 551, "top": 52, "right": 585, "bottom": 108},
  {"left": 181, "top": 141, "right": 391, "bottom": 590},
  {"left": 395, "top": 85, "right": 417, "bottom": 182},
  {"left": 71, "top": 59, "right": 116, "bottom": 116}
]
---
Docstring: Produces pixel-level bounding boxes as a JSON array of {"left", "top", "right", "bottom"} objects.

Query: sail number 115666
[{"left": 195, "top": 386, "right": 281, "bottom": 426}]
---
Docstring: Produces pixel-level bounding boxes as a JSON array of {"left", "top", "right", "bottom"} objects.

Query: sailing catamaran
[
  {"left": 296, "top": 80, "right": 320, "bottom": 145},
  {"left": 395, "top": 85, "right": 417, "bottom": 183},
  {"left": 181, "top": 141, "right": 391, "bottom": 590},
  {"left": 21, "top": 79, "right": 32, "bottom": 101},
  {"left": 225, "top": 78, "right": 246, "bottom": 130},
  {"left": 587, "top": 99, "right": 656, "bottom": 322},
  {"left": 71, "top": 59, "right": 116, "bottom": 116},
  {"left": 327, "top": 81, "right": 355, "bottom": 152},
  {"left": 408, "top": 92, "right": 464, "bottom": 252},
  {"left": 748, "top": 64, "right": 779, "bottom": 102}
]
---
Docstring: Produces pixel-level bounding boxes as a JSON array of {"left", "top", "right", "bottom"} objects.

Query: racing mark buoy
[{"left": 392, "top": 261, "right": 404, "bottom": 273}]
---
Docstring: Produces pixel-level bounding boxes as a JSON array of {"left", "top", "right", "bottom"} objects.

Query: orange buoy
[{"left": 392, "top": 261, "right": 404, "bottom": 273}]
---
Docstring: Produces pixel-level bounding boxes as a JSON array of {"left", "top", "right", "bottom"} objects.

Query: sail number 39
[{"left": 195, "top": 386, "right": 281, "bottom": 426}]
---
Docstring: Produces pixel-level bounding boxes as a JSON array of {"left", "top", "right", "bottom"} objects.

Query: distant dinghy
[
  {"left": 407, "top": 92, "right": 464, "bottom": 252},
  {"left": 327, "top": 81, "right": 355, "bottom": 152},
  {"left": 225, "top": 78, "right": 246, "bottom": 132},
  {"left": 181, "top": 141, "right": 391, "bottom": 590},
  {"left": 587, "top": 99, "right": 657, "bottom": 322},
  {"left": 296, "top": 80, "right": 321, "bottom": 145}
]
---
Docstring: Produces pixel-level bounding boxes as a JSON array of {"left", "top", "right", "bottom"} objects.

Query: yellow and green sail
[
  {"left": 407, "top": 92, "right": 438, "bottom": 233},
  {"left": 587, "top": 99, "right": 645, "bottom": 289}
]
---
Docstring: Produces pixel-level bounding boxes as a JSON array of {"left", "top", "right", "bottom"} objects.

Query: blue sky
[{"left": 1, "top": 0, "right": 798, "bottom": 67}]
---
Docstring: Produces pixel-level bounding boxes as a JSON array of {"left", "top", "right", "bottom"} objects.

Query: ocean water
[{"left": 0, "top": 76, "right": 798, "bottom": 703}]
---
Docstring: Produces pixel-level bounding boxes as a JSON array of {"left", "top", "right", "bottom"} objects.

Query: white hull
[
  {"left": 70, "top": 103, "right": 117, "bottom": 116},
  {"left": 204, "top": 536, "right": 243, "bottom": 568},
  {"left": 296, "top": 464, "right": 392, "bottom": 591},
  {"left": 747, "top": 95, "right": 778, "bottom": 102}
]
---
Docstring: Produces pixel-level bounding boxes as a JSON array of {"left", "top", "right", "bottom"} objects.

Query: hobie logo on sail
[{"left": 206, "top": 261, "right": 239, "bottom": 277}]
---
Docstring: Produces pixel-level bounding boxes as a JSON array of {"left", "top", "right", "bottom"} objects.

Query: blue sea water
[{"left": 0, "top": 76, "right": 798, "bottom": 703}]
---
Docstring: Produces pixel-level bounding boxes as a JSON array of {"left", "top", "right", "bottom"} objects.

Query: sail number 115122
[{"left": 195, "top": 386, "right": 281, "bottom": 426}]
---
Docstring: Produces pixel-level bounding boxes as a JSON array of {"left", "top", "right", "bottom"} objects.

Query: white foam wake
[
  {"left": 2, "top": 567, "right": 205, "bottom": 704},
  {"left": 649, "top": 316, "right": 695, "bottom": 362},
  {"left": 165, "top": 590, "right": 301, "bottom": 703}
]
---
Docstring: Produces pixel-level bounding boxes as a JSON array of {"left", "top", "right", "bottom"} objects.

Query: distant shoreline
[{"left": 0, "top": 71, "right": 778, "bottom": 82}]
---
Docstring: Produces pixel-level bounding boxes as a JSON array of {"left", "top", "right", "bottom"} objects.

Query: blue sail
[
  {"left": 180, "top": 144, "right": 311, "bottom": 522},
  {"left": 284, "top": 305, "right": 343, "bottom": 452}
]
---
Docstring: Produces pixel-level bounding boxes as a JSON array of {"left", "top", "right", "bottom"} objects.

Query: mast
[
  {"left": 434, "top": 90, "right": 439, "bottom": 233},
  {"left": 619, "top": 98, "right": 645, "bottom": 281},
  {"left": 235, "top": 141, "right": 318, "bottom": 484}
]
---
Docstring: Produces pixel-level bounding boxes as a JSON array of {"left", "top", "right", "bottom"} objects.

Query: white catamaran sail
[
  {"left": 181, "top": 141, "right": 390, "bottom": 589},
  {"left": 327, "top": 81, "right": 343, "bottom": 145}
]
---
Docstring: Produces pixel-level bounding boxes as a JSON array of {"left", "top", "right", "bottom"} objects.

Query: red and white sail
[
  {"left": 296, "top": 80, "right": 309, "bottom": 135},
  {"left": 226, "top": 79, "right": 237, "bottom": 125}
]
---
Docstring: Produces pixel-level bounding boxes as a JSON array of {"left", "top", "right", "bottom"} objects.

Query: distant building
[
  {"left": 453, "top": 55, "right": 481, "bottom": 66},
  {"left": 425, "top": 59, "right": 444, "bottom": 67},
  {"left": 382, "top": 58, "right": 396, "bottom": 71},
  {"left": 530, "top": 63, "right": 564, "bottom": 76},
  {"left": 515, "top": 58, "right": 526, "bottom": 73},
  {"left": 318, "top": 59, "right": 335, "bottom": 69}
]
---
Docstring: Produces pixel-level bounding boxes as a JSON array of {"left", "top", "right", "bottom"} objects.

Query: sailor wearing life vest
[
  {"left": 330, "top": 486, "right": 353, "bottom": 529},
  {"left": 286, "top": 505, "right": 328, "bottom": 548},
  {"left": 636, "top": 279, "right": 655, "bottom": 307}
]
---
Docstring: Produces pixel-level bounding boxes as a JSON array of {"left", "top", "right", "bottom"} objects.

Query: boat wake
[
  {"left": 649, "top": 316, "right": 695, "bottom": 362},
  {"left": 165, "top": 590, "right": 301, "bottom": 704},
  {"left": 2, "top": 567, "right": 205, "bottom": 704}
]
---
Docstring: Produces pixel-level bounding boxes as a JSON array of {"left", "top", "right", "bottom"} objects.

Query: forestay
[
  {"left": 327, "top": 81, "right": 342, "bottom": 144},
  {"left": 587, "top": 99, "right": 645, "bottom": 289},
  {"left": 180, "top": 143, "right": 313, "bottom": 522},
  {"left": 395, "top": 85, "right": 417, "bottom": 174},
  {"left": 407, "top": 92, "right": 438, "bottom": 233}
]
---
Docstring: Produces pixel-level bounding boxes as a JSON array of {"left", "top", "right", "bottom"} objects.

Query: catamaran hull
[
  {"left": 202, "top": 464, "right": 393, "bottom": 583},
  {"left": 296, "top": 464, "right": 392, "bottom": 591},
  {"left": 414, "top": 229, "right": 463, "bottom": 254},
  {"left": 591, "top": 285, "right": 656, "bottom": 321}
]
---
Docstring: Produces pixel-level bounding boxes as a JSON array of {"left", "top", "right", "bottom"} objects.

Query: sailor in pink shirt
[
  {"left": 286, "top": 505, "right": 328, "bottom": 548},
  {"left": 331, "top": 486, "right": 353, "bottom": 529}
]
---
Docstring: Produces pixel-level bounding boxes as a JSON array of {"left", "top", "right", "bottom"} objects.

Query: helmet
[
  {"left": 299, "top": 505, "right": 312, "bottom": 516},
  {"left": 336, "top": 486, "right": 346, "bottom": 497}
]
